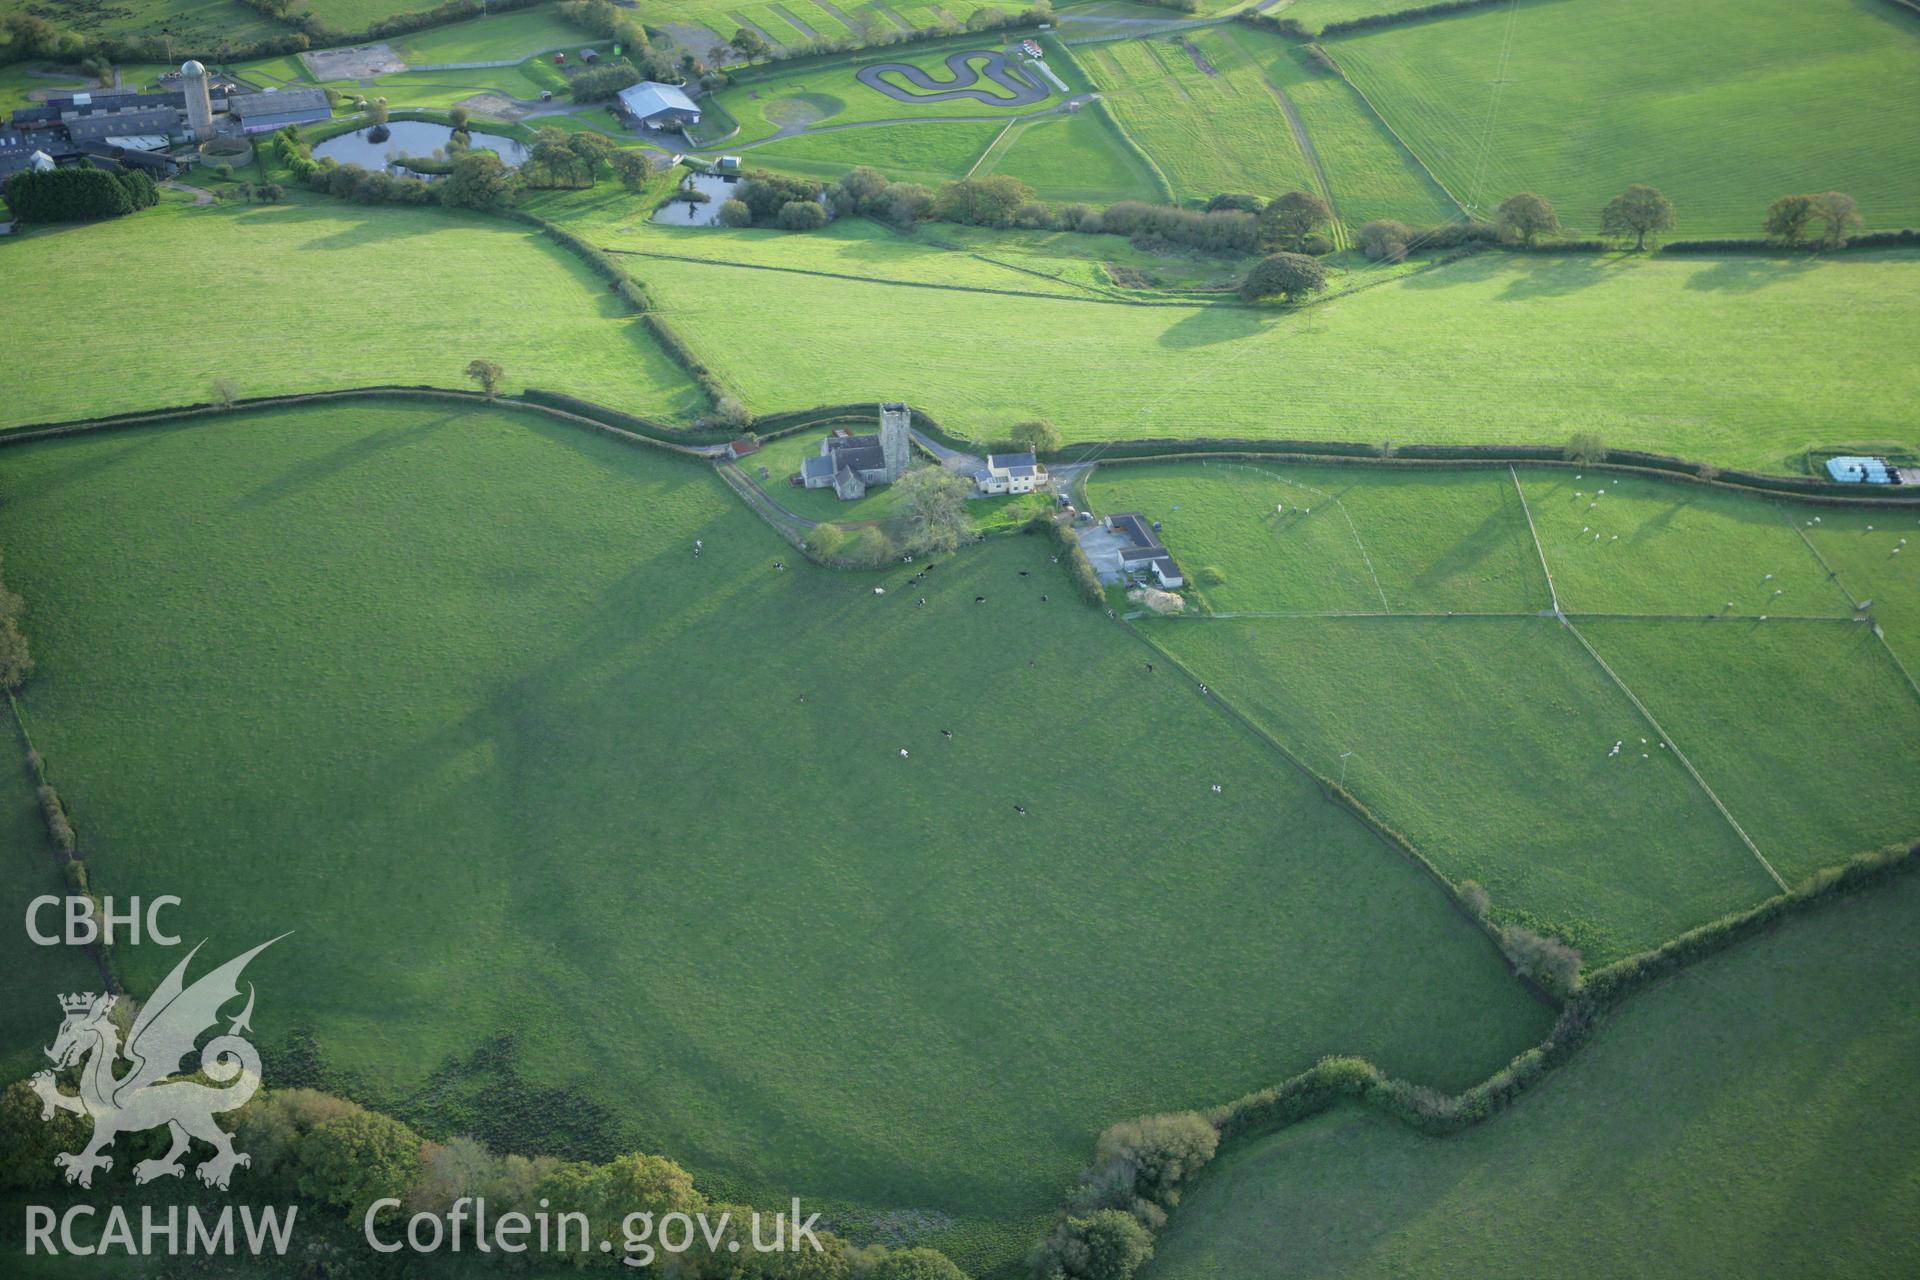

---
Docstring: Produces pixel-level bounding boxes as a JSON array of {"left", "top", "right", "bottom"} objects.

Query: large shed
[{"left": 615, "top": 81, "right": 702, "bottom": 129}]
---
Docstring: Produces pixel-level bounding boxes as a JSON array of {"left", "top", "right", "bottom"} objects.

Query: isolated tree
[
  {"left": 1809, "top": 191, "right": 1862, "bottom": 248},
  {"left": 894, "top": 467, "right": 976, "bottom": 555},
  {"left": 1599, "top": 184, "right": 1673, "bottom": 250},
  {"left": 1562, "top": 431, "right": 1606, "bottom": 464},
  {"left": 1257, "top": 189, "right": 1331, "bottom": 250},
  {"left": 465, "top": 359, "right": 504, "bottom": 398},
  {"left": 1240, "top": 252, "right": 1327, "bottom": 304},
  {"left": 718, "top": 198, "right": 753, "bottom": 227},
  {"left": 447, "top": 106, "right": 470, "bottom": 129},
  {"left": 257, "top": 182, "right": 285, "bottom": 203},
  {"left": 1763, "top": 193, "right": 1815, "bottom": 245},
  {"left": 1357, "top": 218, "right": 1410, "bottom": 262},
  {"left": 1009, "top": 419, "right": 1063, "bottom": 453},
  {"left": 366, "top": 96, "right": 389, "bottom": 126},
  {"left": 729, "top": 26, "right": 772, "bottom": 62},
  {"left": 210, "top": 377, "right": 239, "bottom": 410},
  {"left": 441, "top": 150, "right": 518, "bottom": 209},
  {"left": 1496, "top": 191, "right": 1559, "bottom": 246},
  {"left": 235, "top": 181, "right": 254, "bottom": 204}
]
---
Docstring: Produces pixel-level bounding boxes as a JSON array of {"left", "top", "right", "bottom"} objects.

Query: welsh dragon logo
[{"left": 31, "top": 936, "right": 284, "bottom": 1189}]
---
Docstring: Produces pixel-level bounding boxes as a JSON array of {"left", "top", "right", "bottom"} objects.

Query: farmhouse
[
  {"left": 799, "top": 403, "right": 912, "bottom": 500},
  {"left": 1103, "top": 512, "right": 1184, "bottom": 588},
  {"left": 974, "top": 452, "right": 1050, "bottom": 496},
  {"left": 614, "top": 82, "right": 703, "bottom": 131}
]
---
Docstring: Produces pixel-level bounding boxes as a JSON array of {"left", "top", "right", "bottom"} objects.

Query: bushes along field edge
[{"left": 1041, "top": 839, "right": 1920, "bottom": 1280}]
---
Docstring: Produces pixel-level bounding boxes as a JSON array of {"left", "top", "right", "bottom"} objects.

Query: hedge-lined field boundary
[
  {"left": 1037, "top": 838, "right": 1920, "bottom": 1276},
  {"left": 1048, "top": 443, "right": 1920, "bottom": 505}
]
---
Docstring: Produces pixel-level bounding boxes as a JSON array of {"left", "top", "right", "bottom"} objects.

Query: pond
[
  {"left": 312, "top": 120, "right": 529, "bottom": 172},
  {"left": 651, "top": 170, "right": 744, "bottom": 227}
]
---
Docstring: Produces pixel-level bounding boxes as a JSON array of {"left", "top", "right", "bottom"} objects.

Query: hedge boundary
[
  {"left": 1047, "top": 442, "right": 1920, "bottom": 505},
  {"left": 1038, "top": 839, "right": 1920, "bottom": 1272}
]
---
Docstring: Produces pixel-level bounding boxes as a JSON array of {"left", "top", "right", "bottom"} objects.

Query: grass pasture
[
  {"left": 0, "top": 400, "right": 1553, "bottom": 1272},
  {"left": 1330, "top": 0, "right": 1920, "bottom": 233},
  {"left": 743, "top": 117, "right": 1007, "bottom": 186},
  {"left": 0, "top": 0, "right": 286, "bottom": 46},
  {"left": 973, "top": 108, "right": 1167, "bottom": 205},
  {"left": 1078, "top": 32, "right": 1321, "bottom": 207},
  {"left": 1578, "top": 617, "right": 1920, "bottom": 884},
  {"left": 633, "top": 245, "right": 1920, "bottom": 471},
  {"left": 1150, "top": 617, "right": 1775, "bottom": 961},
  {"left": 0, "top": 199, "right": 703, "bottom": 427},
  {"left": 1518, "top": 470, "right": 1856, "bottom": 617},
  {"left": 1145, "top": 870, "right": 1920, "bottom": 1280},
  {"left": 1086, "top": 462, "right": 1547, "bottom": 614},
  {"left": 1805, "top": 509, "right": 1920, "bottom": 672}
]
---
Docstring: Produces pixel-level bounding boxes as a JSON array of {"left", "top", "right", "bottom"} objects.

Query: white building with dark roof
[
  {"left": 1101, "top": 512, "right": 1184, "bottom": 589},
  {"left": 974, "top": 451, "right": 1049, "bottom": 496}
]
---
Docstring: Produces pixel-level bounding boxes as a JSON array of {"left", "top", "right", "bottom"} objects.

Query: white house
[
  {"left": 973, "top": 451, "right": 1050, "bottom": 496},
  {"left": 1104, "top": 512, "right": 1184, "bottom": 588}
]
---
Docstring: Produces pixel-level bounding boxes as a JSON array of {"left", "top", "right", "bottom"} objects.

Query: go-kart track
[{"left": 855, "top": 49, "right": 1050, "bottom": 107}]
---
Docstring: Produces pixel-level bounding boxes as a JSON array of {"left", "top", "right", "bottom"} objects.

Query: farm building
[
  {"left": 226, "top": 87, "right": 333, "bottom": 134},
  {"left": 799, "top": 403, "right": 912, "bottom": 500},
  {"left": 615, "top": 82, "right": 702, "bottom": 130},
  {"left": 974, "top": 452, "right": 1050, "bottom": 496},
  {"left": 1103, "top": 512, "right": 1184, "bottom": 588},
  {"left": 610, "top": 81, "right": 702, "bottom": 130}
]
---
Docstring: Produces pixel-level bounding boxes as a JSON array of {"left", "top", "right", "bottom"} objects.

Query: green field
[
  {"left": 1086, "top": 462, "right": 1546, "bottom": 614},
  {"left": 743, "top": 118, "right": 1007, "bottom": 186},
  {"left": 1081, "top": 26, "right": 1455, "bottom": 224},
  {"left": 0, "top": 199, "right": 702, "bottom": 426},
  {"left": 0, "top": 750, "right": 101, "bottom": 1087},
  {"left": 1579, "top": 618, "right": 1920, "bottom": 885},
  {"left": 633, "top": 245, "right": 1920, "bottom": 470},
  {"left": 1146, "top": 870, "right": 1920, "bottom": 1280},
  {"left": 0, "top": 0, "right": 286, "bottom": 45},
  {"left": 0, "top": 400, "right": 1553, "bottom": 1272},
  {"left": 1083, "top": 460, "right": 1920, "bottom": 956},
  {"left": 1331, "top": 0, "right": 1920, "bottom": 233},
  {"left": 1151, "top": 615, "right": 1778, "bottom": 961},
  {"left": 974, "top": 108, "right": 1167, "bottom": 205},
  {"left": 1079, "top": 32, "right": 1320, "bottom": 207},
  {"left": 1806, "top": 508, "right": 1920, "bottom": 670},
  {"left": 389, "top": 7, "right": 591, "bottom": 62}
]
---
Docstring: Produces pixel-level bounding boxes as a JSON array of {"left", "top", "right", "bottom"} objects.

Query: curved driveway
[{"left": 856, "top": 50, "right": 1048, "bottom": 107}]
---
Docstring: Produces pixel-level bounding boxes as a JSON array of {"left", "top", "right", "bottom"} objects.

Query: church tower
[{"left": 878, "top": 402, "right": 911, "bottom": 483}]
